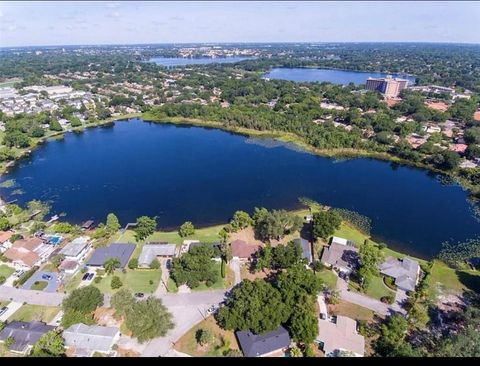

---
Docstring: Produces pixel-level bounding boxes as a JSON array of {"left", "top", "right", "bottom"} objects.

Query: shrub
[
  {"left": 149, "top": 258, "right": 160, "bottom": 270},
  {"left": 178, "top": 221, "right": 195, "bottom": 237},
  {"left": 381, "top": 295, "right": 395, "bottom": 304},
  {"left": 312, "top": 260, "right": 325, "bottom": 272},
  {"left": 128, "top": 258, "right": 138, "bottom": 270},
  {"left": 14, "top": 266, "right": 39, "bottom": 287},
  {"left": 111, "top": 276, "right": 123, "bottom": 289},
  {"left": 94, "top": 276, "right": 102, "bottom": 284},
  {"left": 0, "top": 275, "right": 5, "bottom": 285},
  {"left": 221, "top": 259, "right": 226, "bottom": 278},
  {"left": 195, "top": 328, "right": 214, "bottom": 346}
]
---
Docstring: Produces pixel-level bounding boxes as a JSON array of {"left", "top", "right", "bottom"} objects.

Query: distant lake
[
  {"left": 264, "top": 67, "right": 416, "bottom": 85},
  {"left": 149, "top": 56, "right": 254, "bottom": 67},
  {"left": 1, "top": 119, "right": 478, "bottom": 259}
]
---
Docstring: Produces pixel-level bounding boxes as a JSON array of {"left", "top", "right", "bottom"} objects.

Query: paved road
[
  {"left": 228, "top": 258, "right": 241, "bottom": 286},
  {"left": 0, "top": 301, "right": 22, "bottom": 321},
  {"left": 141, "top": 289, "right": 227, "bottom": 357},
  {"left": 0, "top": 285, "right": 65, "bottom": 306}
]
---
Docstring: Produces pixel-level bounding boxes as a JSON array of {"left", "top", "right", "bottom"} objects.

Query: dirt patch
[
  {"left": 436, "top": 293, "right": 465, "bottom": 312},
  {"left": 94, "top": 307, "right": 122, "bottom": 328},
  {"left": 229, "top": 227, "right": 294, "bottom": 247},
  {"left": 116, "top": 347, "right": 141, "bottom": 357},
  {"left": 239, "top": 263, "right": 272, "bottom": 281}
]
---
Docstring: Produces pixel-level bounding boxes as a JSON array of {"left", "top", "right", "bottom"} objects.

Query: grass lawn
[
  {"left": 0, "top": 265, "right": 14, "bottom": 279},
  {"left": 332, "top": 223, "right": 371, "bottom": 247},
  {"left": 115, "top": 225, "right": 223, "bottom": 246},
  {"left": 41, "top": 263, "right": 57, "bottom": 273},
  {"left": 192, "top": 262, "right": 226, "bottom": 291},
  {"left": 175, "top": 316, "right": 239, "bottom": 357},
  {"left": 64, "top": 271, "right": 84, "bottom": 293},
  {"left": 349, "top": 275, "right": 395, "bottom": 301},
  {"left": 166, "top": 277, "right": 178, "bottom": 293},
  {"left": 317, "top": 268, "right": 337, "bottom": 290},
  {"left": 8, "top": 304, "right": 60, "bottom": 323},
  {"left": 429, "top": 260, "right": 480, "bottom": 300},
  {"left": 30, "top": 281, "right": 48, "bottom": 291},
  {"left": 330, "top": 300, "right": 376, "bottom": 322},
  {"left": 93, "top": 268, "right": 161, "bottom": 294}
]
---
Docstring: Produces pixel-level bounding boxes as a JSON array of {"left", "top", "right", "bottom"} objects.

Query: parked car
[
  {"left": 134, "top": 293, "right": 145, "bottom": 298},
  {"left": 206, "top": 305, "right": 217, "bottom": 315},
  {"left": 42, "top": 274, "right": 52, "bottom": 281},
  {"left": 87, "top": 273, "right": 94, "bottom": 281},
  {"left": 0, "top": 307, "right": 8, "bottom": 316},
  {"left": 81, "top": 273, "right": 90, "bottom": 281}
]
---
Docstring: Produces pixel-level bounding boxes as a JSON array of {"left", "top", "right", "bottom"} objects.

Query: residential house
[
  {"left": 236, "top": 326, "right": 291, "bottom": 357},
  {"left": 138, "top": 243, "right": 176, "bottom": 268},
  {"left": 293, "top": 238, "right": 313, "bottom": 264},
  {"left": 379, "top": 256, "right": 420, "bottom": 292},
  {"left": 86, "top": 243, "right": 135, "bottom": 269},
  {"left": 321, "top": 240, "right": 359, "bottom": 275},
  {"left": 59, "top": 260, "right": 80, "bottom": 275},
  {"left": 0, "top": 321, "right": 55, "bottom": 355},
  {"left": 59, "top": 237, "right": 91, "bottom": 262},
  {"left": 0, "top": 230, "right": 13, "bottom": 253},
  {"left": 317, "top": 316, "right": 365, "bottom": 357},
  {"left": 63, "top": 323, "right": 120, "bottom": 357},
  {"left": 3, "top": 237, "right": 44, "bottom": 269},
  {"left": 230, "top": 240, "right": 261, "bottom": 262}
]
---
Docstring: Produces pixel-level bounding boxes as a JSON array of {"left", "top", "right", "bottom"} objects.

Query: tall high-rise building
[{"left": 365, "top": 75, "right": 409, "bottom": 98}]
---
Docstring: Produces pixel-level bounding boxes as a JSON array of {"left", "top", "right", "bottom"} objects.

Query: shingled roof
[{"left": 236, "top": 326, "right": 290, "bottom": 357}]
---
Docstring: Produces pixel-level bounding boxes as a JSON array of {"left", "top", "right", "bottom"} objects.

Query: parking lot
[{"left": 22, "top": 271, "right": 60, "bottom": 293}]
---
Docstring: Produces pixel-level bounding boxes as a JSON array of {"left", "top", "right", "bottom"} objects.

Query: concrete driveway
[
  {"left": 228, "top": 258, "right": 241, "bottom": 286},
  {"left": 142, "top": 289, "right": 226, "bottom": 357},
  {"left": 0, "top": 301, "right": 22, "bottom": 322},
  {"left": 22, "top": 271, "right": 60, "bottom": 293}
]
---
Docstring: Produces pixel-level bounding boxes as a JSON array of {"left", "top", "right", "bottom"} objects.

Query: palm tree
[{"left": 103, "top": 257, "right": 121, "bottom": 275}]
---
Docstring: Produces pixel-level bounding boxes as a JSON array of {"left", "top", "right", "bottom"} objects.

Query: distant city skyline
[{"left": 1, "top": 1, "right": 479, "bottom": 47}]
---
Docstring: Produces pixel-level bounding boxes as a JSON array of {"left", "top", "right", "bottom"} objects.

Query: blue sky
[{"left": 1, "top": 1, "right": 479, "bottom": 47}]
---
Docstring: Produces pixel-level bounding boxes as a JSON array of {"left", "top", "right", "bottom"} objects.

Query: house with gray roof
[
  {"left": 59, "top": 236, "right": 91, "bottom": 262},
  {"left": 293, "top": 238, "right": 313, "bottom": 264},
  {"left": 321, "top": 242, "right": 359, "bottom": 275},
  {"left": 0, "top": 321, "right": 55, "bottom": 354},
  {"left": 317, "top": 316, "right": 365, "bottom": 357},
  {"left": 236, "top": 326, "right": 291, "bottom": 357},
  {"left": 138, "top": 243, "right": 176, "bottom": 268},
  {"left": 86, "top": 243, "right": 135, "bottom": 268},
  {"left": 63, "top": 323, "right": 119, "bottom": 357},
  {"left": 379, "top": 256, "right": 420, "bottom": 292}
]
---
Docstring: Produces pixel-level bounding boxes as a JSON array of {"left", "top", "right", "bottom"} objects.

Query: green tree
[
  {"left": 230, "top": 211, "right": 253, "bottom": 231},
  {"left": 30, "top": 330, "right": 64, "bottom": 357},
  {"left": 196, "top": 328, "right": 214, "bottom": 346},
  {"left": 124, "top": 297, "right": 174, "bottom": 343},
  {"left": 5, "top": 336, "right": 15, "bottom": 348},
  {"left": 111, "top": 275, "right": 123, "bottom": 289},
  {"left": 149, "top": 258, "right": 160, "bottom": 269},
  {"left": 134, "top": 216, "right": 157, "bottom": 241},
  {"left": 429, "top": 150, "right": 461, "bottom": 170},
  {"left": 358, "top": 240, "right": 384, "bottom": 290},
  {"left": 254, "top": 208, "right": 303, "bottom": 241},
  {"left": 104, "top": 257, "right": 121, "bottom": 275},
  {"left": 170, "top": 244, "right": 218, "bottom": 288},
  {"left": 128, "top": 258, "right": 138, "bottom": 270},
  {"left": 62, "top": 285, "right": 103, "bottom": 315},
  {"left": 49, "top": 119, "right": 63, "bottom": 131},
  {"left": 216, "top": 279, "right": 290, "bottom": 334},
  {"left": 110, "top": 289, "right": 135, "bottom": 318},
  {"left": 106, "top": 213, "right": 121, "bottom": 234},
  {"left": 288, "top": 294, "right": 318, "bottom": 344},
  {"left": 178, "top": 221, "right": 195, "bottom": 237},
  {"left": 61, "top": 309, "right": 96, "bottom": 329},
  {"left": 289, "top": 345, "right": 303, "bottom": 357},
  {"left": 375, "top": 314, "right": 409, "bottom": 356},
  {"left": 312, "top": 210, "right": 342, "bottom": 240}
]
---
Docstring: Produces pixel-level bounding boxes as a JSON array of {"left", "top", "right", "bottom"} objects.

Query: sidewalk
[{"left": 0, "top": 301, "right": 22, "bottom": 322}]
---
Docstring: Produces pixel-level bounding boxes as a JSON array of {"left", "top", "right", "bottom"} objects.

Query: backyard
[
  {"left": 8, "top": 304, "right": 60, "bottom": 323},
  {"left": 428, "top": 260, "right": 480, "bottom": 300},
  {"left": 0, "top": 265, "right": 14, "bottom": 280},
  {"left": 316, "top": 268, "right": 338, "bottom": 290},
  {"left": 93, "top": 268, "right": 162, "bottom": 294},
  {"left": 174, "top": 315, "right": 239, "bottom": 357},
  {"left": 329, "top": 300, "right": 376, "bottom": 322}
]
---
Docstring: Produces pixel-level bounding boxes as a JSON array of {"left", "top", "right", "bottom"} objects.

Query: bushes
[
  {"left": 221, "top": 259, "right": 226, "bottom": 278},
  {"left": 178, "top": 221, "right": 195, "bottom": 238},
  {"left": 111, "top": 276, "right": 123, "bottom": 289},
  {"left": 149, "top": 258, "right": 160, "bottom": 270},
  {"left": 128, "top": 258, "right": 138, "bottom": 270},
  {"left": 381, "top": 295, "right": 395, "bottom": 305},
  {"left": 13, "top": 266, "right": 39, "bottom": 287},
  {"left": 0, "top": 275, "right": 5, "bottom": 285}
]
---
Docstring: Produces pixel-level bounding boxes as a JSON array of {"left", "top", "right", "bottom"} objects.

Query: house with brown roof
[
  {"left": 3, "top": 237, "right": 44, "bottom": 269},
  {"left": 0, "top": 231, "right": 13, "bottom": 253},
  {"left": 230, "top": 239, "right": 260, "bottom": 261}
]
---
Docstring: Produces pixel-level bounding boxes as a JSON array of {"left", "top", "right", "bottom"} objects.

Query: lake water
[
  {"left": 264, "top": 67, "right": 416, "bottom": 85},
  {"left": 149, "top": 56, "right": 254, "bottom": 67},
  {"left": 1, "top": 119, "right": 478, "bottom": 259}
]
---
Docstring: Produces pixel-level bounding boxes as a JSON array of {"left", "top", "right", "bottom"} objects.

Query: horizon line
[{"left": 2, "top": 40, "right": 480, "bottom": 49}]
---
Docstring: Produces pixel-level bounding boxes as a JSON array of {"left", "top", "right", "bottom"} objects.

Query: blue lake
[
  {"left": 264, "top": 67, "right": 416, "bottom": 85},
  {"left": 0, "top": 119, "right": 478, "bottom": 259},
  {"left": 149, "top": 56, "right": 254, "bottom": 67}
]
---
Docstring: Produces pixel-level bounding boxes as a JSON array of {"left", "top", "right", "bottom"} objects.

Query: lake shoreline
[{"left": 141, "top": 113, "right": 478, "bottom": 199}]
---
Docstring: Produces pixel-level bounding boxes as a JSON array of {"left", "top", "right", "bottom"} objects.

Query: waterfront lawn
[
  {"left": 174, "top": 316, "right": 239, "bottom": 357},
  {"left": 115, "top": 225, "right": 223, "bottom": 246},
  {"left": 0, "top": 265, "right": 14, "bottom": 279},
  {"left": 93, "top": 268, "right": 161, "bottom": 294},
  {"left": 192, "top": 262, "right": 225, "bottom": 291},
  {"left": 330, "top": 300, "right": 376, "bottom": 322},
  {"left": 429, "top": 260, "right": 480, "bottom": 300},
  {"left": 30, "top": 281, "right": 48, "bottom": 291},
  {"left": 317, "top": 268, "right": 338, "bottom": 290},
  {"left": 8, "top": 304, "right": 60, "bottom": 323},
  {"left": 332, "top": 223, "right": 372, "bottom": 247},
  {"left": 349, "top": 275, "right": 395, "bottom": 301}
]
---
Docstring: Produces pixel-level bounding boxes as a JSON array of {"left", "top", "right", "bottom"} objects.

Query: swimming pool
[{"left": 45, "top": 235, "right": 63, "bottom": 245}]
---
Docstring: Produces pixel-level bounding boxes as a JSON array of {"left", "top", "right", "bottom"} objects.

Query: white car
[{"left": 0, "top": 306, "right": 8, "bottom": 316}]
